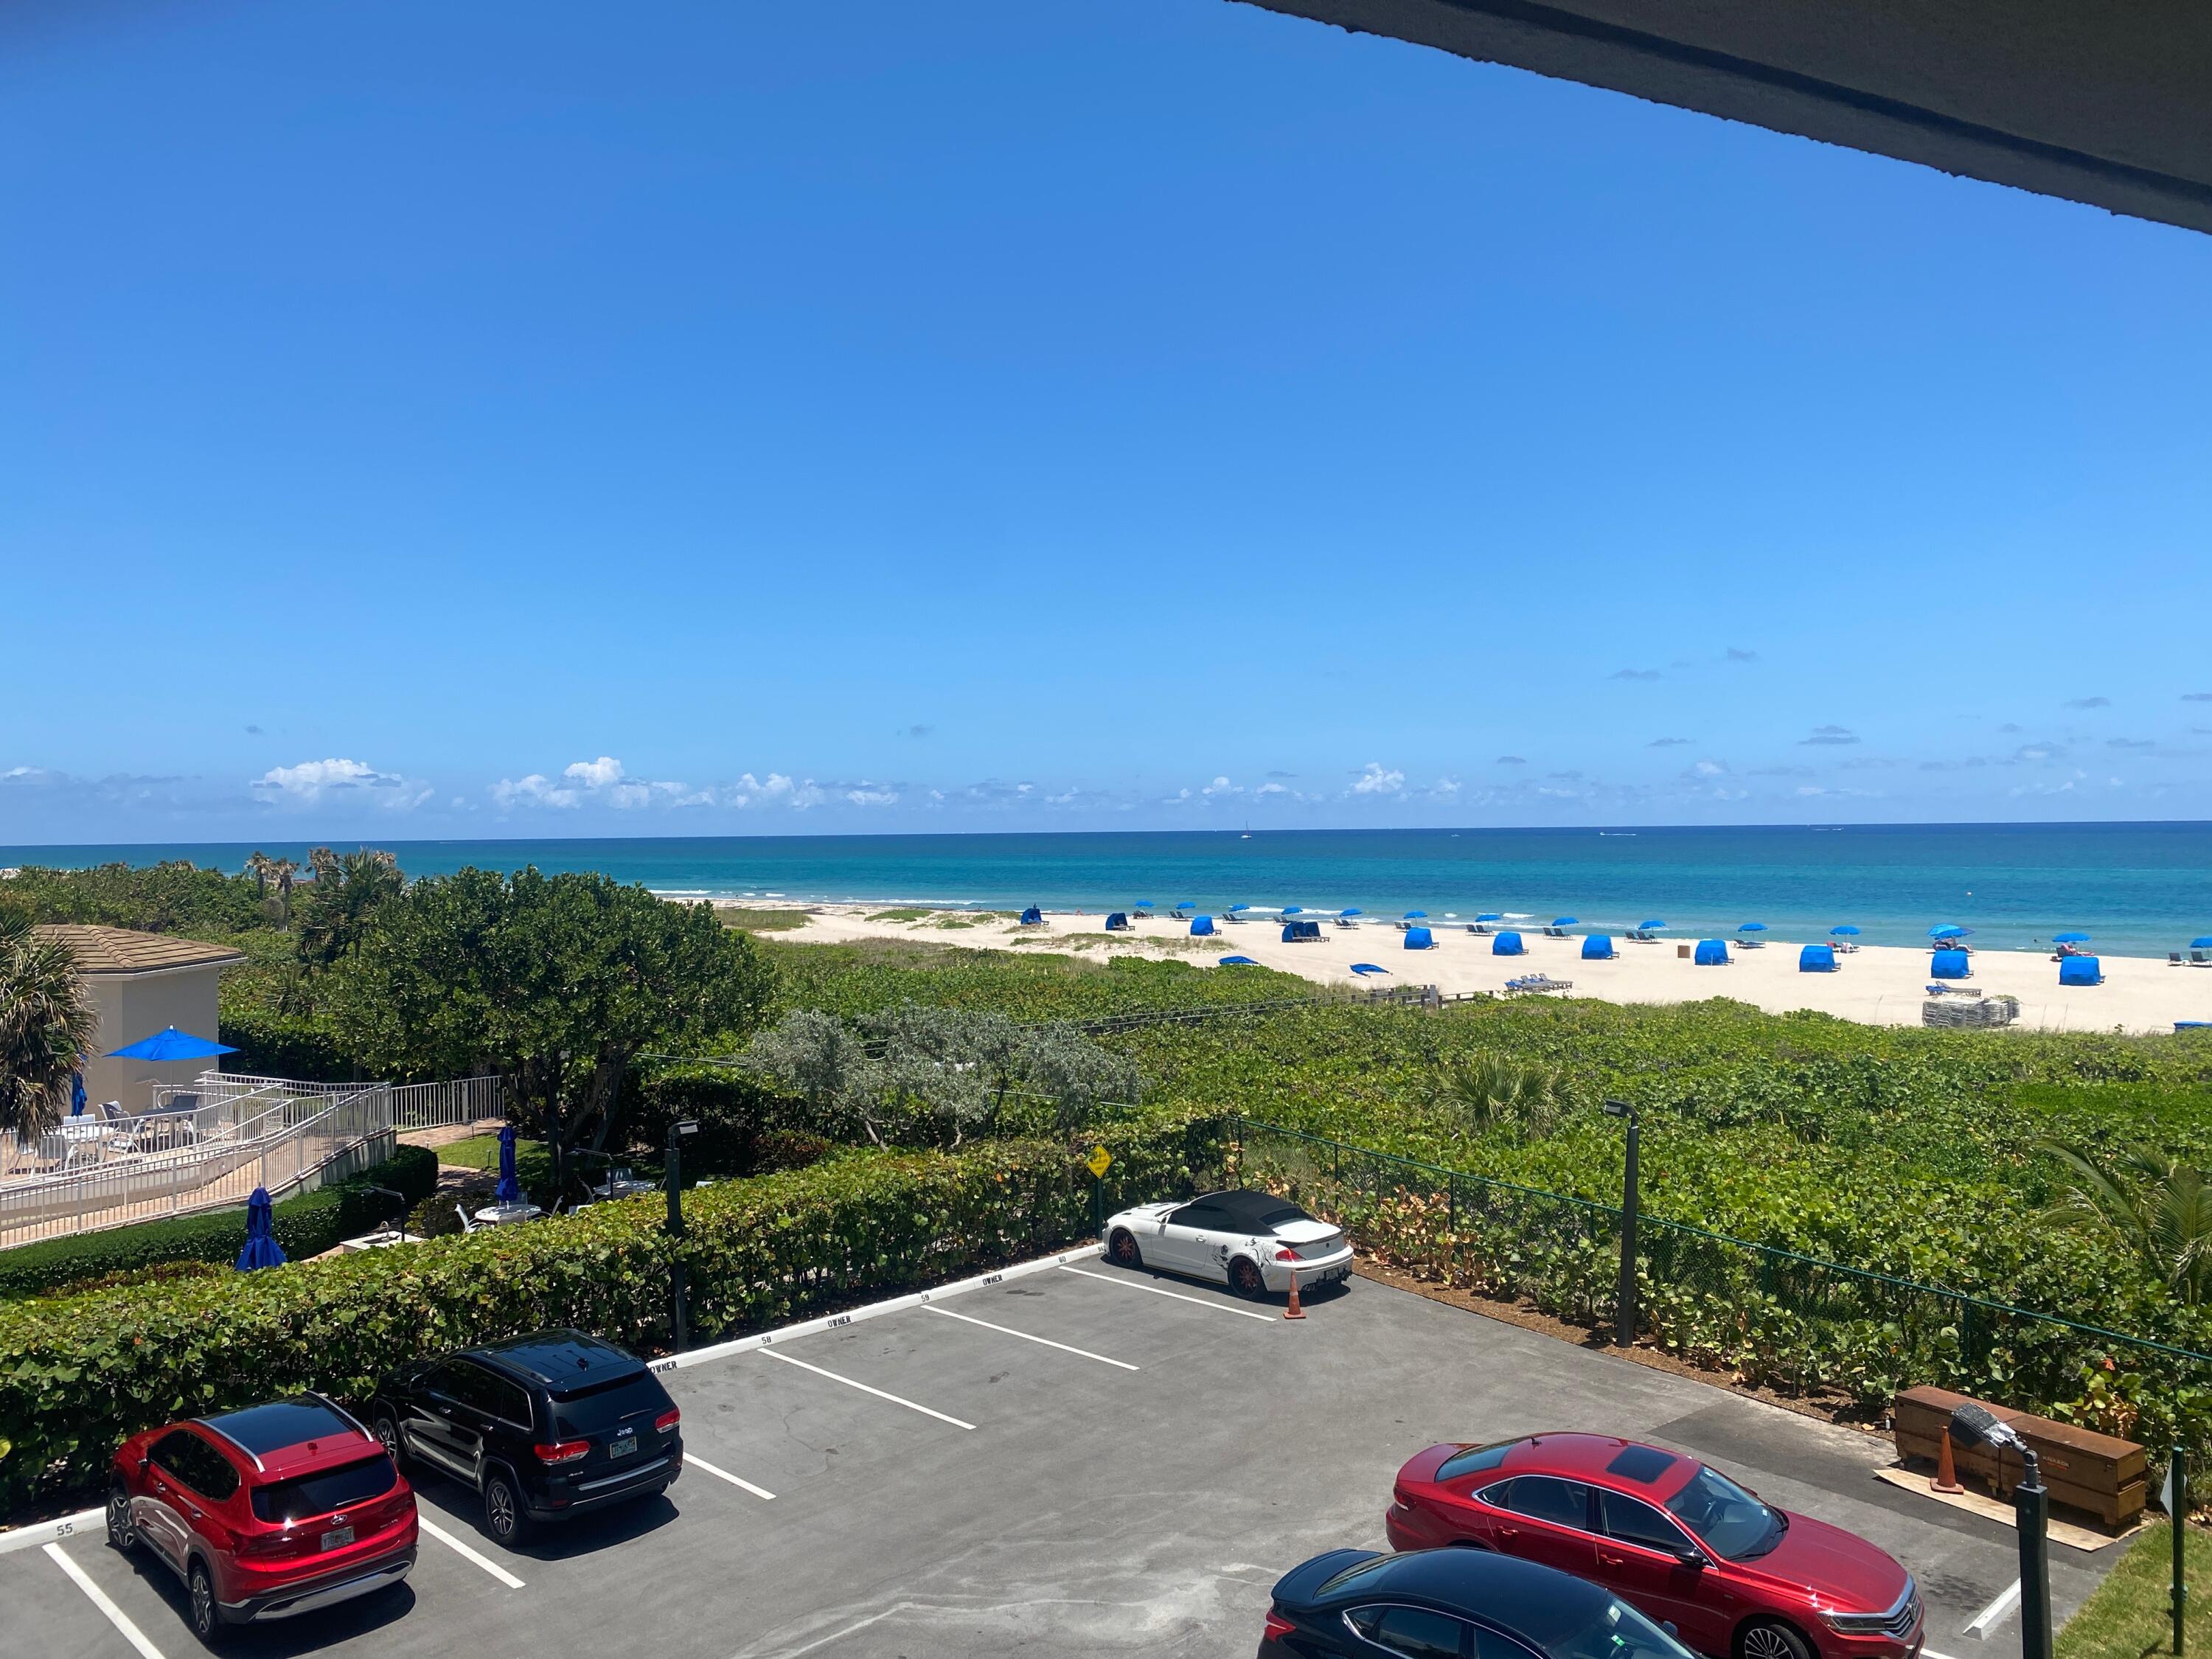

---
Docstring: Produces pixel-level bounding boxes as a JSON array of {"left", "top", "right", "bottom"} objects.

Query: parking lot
[{"left": 5, "top": 1250, "right": 2121, "bottom": 1658}]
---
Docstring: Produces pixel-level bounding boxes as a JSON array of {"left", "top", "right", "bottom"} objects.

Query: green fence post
[{"left": 2174, "top": 1445, "right": 2188, "bottom": 1656}]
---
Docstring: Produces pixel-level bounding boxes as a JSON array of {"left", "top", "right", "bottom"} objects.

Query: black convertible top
[{"left": 1194, "top": 1189, "right": 1315, "bottom": 1231}]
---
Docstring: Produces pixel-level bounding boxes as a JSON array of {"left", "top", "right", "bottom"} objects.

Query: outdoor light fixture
[
  {"left": 666, "top": 1119, "right": 702, "bottom": 1352},
  {"left": 1601, "top": 1100, "right": 1638, "bottom": 1346},
  {"left": 1603, "top": 1100, "right": 1633, "bottom": 1119}
]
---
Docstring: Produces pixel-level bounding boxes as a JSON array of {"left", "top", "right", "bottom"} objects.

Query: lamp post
[
  {"left": 1603, "top": 1099, "right": 1639, "bottom": 1347},
  {"left": 1950, "top": 1405, "right": 2053, "bottom": 1659},
  {"left": 666, "top": 1119, "right": 700, "bottom": 1354}
]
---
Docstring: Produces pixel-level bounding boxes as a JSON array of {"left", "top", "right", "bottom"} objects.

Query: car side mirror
[
  {"left": 1673, "top": 1549, "right": 1705, "bottom": 1571},
  {"left": 137, "top": 1454, "right": 150, "bottom": 1473}
]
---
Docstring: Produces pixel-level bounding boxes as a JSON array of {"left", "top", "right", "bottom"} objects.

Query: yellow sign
[{"left": 1085, "top": 1145, "right": 1113, "bottom": 1179}]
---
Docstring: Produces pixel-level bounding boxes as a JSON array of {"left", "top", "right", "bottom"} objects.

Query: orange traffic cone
[
  {"left": 1932, "top": 1429, "right": 1963, "bottom": 1495},
  {"left": 1284, "top": 1264, "right": 1307, "bottom": 1321}
]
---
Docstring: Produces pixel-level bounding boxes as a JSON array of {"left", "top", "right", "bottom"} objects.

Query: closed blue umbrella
[
  {"left": 1739, "top": 922, "right": 1767, "bottom": 932},
  {"left": 495, "top": 1125, "right": 522, "bottom": 1205},
  {"left": 235, "top": 1187, "right": 287, "bottom": 1271},
  {"left": 2053, "top": 931, "right": 2091, "bottom": 943},
  {"left": 1350, "top": 963, "right": 1389, "bottom": 975},
  {"left": 1403, "top": 910, "right": 1427, "bottom": 919},
  {"left": 70, "top": 1071, "right": 87, "bottom": 1118},
  {"left": 1219, "top": 956, "right": 1259, "bottom": 966},
  {"left": 105, "top": 1026, "right": 237, "bottom": 1062},
  {"left": 1829, "top": 925, "right": 1860, "bottom": 936}
]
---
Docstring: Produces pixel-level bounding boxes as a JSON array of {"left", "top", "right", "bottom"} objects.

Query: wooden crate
[{"left": 1892, "top": 1385, "right": 2146, "bottom": 1528}]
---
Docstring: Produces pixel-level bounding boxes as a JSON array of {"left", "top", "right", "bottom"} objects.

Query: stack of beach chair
[{"left": 1921, "top": 994, "right": 2021, "bottom": 1029}]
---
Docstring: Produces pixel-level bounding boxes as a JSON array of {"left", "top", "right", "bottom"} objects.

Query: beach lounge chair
[
  {"left": 1541, "top": 925, "right": 1570, "bottom": 939},
  {"left": 1693, "top": 939, "right": 1731, "bottom": 966},
  {"left": 2194, "top": 951, "right": 2212, "bottom": 967},
  {"left": 2174, "top": 953, "right": 2188, "bottom": 966},
  {"left": 1333, "top": 915, "right": 1358, "bottom": 929},
  {"left": 1491, "top": 931, "right": 1526, "bottom": 956},
  {"left": 1404, "top": 927, "right": 1436, "bottom": 950},
  {"left": 1930, "top": 948, "right": 1972, "bottom": 981},
  {"left": 1799, "top": 945, "right": 1837, "bottom": 973},
  {"left": 1581, "top": 935, "right": 1616, "bottom": 961},
  {"left": 1736, "top": 936, "right": 1765, "bottom": 949},
  {"left": 2058, "top": 955, "right": 2104, "bottom": 987}
]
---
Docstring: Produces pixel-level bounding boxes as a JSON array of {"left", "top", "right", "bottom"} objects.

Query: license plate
[
  {"left": 609, "top": 1433, "right": 636, "bottom": 1460},
  {"left": 319, "top": 1525, "right": 354, "bottom": 1551}
]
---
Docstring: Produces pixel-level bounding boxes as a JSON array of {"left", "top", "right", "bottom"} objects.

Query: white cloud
[
  {"left": 252, "top": 757, "right": 421, "bottom": 808},
  {"left": 846, "top": 787, "right": 899, "bottom": 807},
  {"left": 1256, "top": 782, "right": 1289, "bottom": 795},
  {"left": 1200, "top": 775, "right": 1240, "bottom": 797},
  {"left": 492, "top": 773, "right": 578, "bottom": 809},
  {"left": 563, "top": 755, "right": 626, "bottom": 790},
  {"left": 1430, "top": 776, "right": 1461, "bottom": 798},
  {"left": 728, "top": 772, "right": 794, "bottom": 807},
  {"left": 1691, "top": 758, "right": 1726, "bottom": 778},
  {"left": 1350, "top": 762, "right": 1405, "bottom": 796}
]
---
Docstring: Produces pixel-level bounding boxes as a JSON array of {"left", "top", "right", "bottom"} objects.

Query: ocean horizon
[{"left": 7, "top": 821, "right": 2212, "bottom": 958}]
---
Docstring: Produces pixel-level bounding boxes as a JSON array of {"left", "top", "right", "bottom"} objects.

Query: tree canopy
[{"left": 0, "top": 913, "right": 102, "bottom": 1140}]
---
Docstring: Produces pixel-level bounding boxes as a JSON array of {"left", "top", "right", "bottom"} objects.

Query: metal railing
[
  {"left": 1231, "top": 1114, "right": 2212, "bottom": 1446},
  {"left": 389, "top": 1074, "right": 505, "bottom": 1131}
]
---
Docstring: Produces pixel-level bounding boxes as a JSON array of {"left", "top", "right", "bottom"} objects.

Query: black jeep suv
[{"left": 369, "top": 1329, "right": 681, "bottom": 1545}]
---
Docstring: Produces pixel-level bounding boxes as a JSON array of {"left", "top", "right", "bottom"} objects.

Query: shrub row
[
  {"left": 0, "top": 1116, "right": 1224, "bottom": 1515},
  {"left": 215, "top": 1010, "right": 356, "bottom": 1082},
  {"left": 0, "top": 1147, "right": 439, "bottom": 1304}
]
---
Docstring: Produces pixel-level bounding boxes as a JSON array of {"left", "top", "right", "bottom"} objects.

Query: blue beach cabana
[
  {"left": 1018, "top": 905, "right": 1043, "bottom": 927},
  {"left": 1799, "top": 945, "right": 1837, "bottom": 973},
  {"left": 1105, "top": 912, "right": 1130, "bottom": 931},
  {"left": 1189, "top": 914, "right": 1216, "bottom": 936},
  {"left": 1281, "top": 919, "right": 1322, "bottom": 942},
  {"left": 1491, "top": 931, "right": 1526, "bottom": 956},
  {"left": 1404, "top": 927, "right": 1436, "bottom": 950},
  {"left": 1693, "top": 939, "right": 1731, "bottom": 966},
  {"left": 1581, "top": 934, "right": 1617, "bottom": 961},
  {"left": 1930, "top": 948, "right": 1972, "bottom": 980},
  {"left": 2059, "top": 955, "right": 2104, "bottom": 987}
]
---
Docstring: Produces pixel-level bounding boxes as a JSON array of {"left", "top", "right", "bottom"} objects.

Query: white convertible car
[{"left": 1103, "top": 1189, "right": 1354, "bottom": 1298}]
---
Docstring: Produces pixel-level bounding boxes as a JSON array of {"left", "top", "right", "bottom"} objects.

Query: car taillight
[
  {"left": 655, "top": 1408, "right": 681, "bottom": 1433},
  {"left": 534, "top": 1439, "right": 591, "bottom": 1464},
  {"left": 1276, "top": 1248, "right": 1303, "bottom": 1262},
  {"left": 236, "top": 1530, "right": 293, "bottom": 1559},
  {"left": 1263, "top": 1610, "right": 1297, "bottom": 1641}
]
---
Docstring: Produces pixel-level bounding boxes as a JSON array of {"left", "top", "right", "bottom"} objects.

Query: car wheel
[
  {"left": 1739, "top": 1621, "right": 1815, "bottom": 1659},
  {"left": 373, "top": 1410, "right": 404, "bottom": 1470},
  {"left": 105, "top": 1484, "right": 137, "bottom": 1554},
  {"left": 187, "top": 1559, "right": 222, "bottom": 1645},
  {"left": 483, "top": 1467, "right": 529, "bottom": 1546},
  {"left": 1229, "top": 1256, "right": 1267, "bottom": 1299},
  {"left": 1107, "top": 1228, "right": 1143, "bottom": 1270}
]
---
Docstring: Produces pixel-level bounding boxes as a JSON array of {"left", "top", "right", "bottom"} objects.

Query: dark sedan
[{"left": 1262, "top": 1546, "right": 1701, "bottom": 1659}]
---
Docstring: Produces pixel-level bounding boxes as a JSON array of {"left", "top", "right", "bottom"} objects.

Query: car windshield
[
  {"left": 1663, "top": 1467, "right": 1785, "bottom": 1560},
  {"left": 1548, "top": 1596, "right": 1702, "bottom": 1659},
  {"left": 550, "top": 1371, "right": 670, "bottom": 1438},
  {"left": 1256, "top": 1204, "right": 1313, "bottom": 1231},
  {"left": 250, "top": 1453, "right": 397, "bottom": 1524}
]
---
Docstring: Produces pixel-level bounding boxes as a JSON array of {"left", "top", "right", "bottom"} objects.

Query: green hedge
[
  {"left": 0, "top": 1147, "right": 439, "bottom": 1304},
  {"left": 215, "top": 1012, "right": 356, "bottom": 1082},
  {"left": 0, "top": 1115, "right": 1224, "bottom": 1515}
]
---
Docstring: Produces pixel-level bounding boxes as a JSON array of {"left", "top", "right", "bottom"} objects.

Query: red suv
[
  {"left": 107, "top": 1394, "right": 417, "bottom": 1642},
  {"left": 1387, "top": 1433, "right": 1921, "bottom": 1659}
]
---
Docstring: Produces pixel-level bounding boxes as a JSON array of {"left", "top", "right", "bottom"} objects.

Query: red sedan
[
  {"left": 1386, "top": 1433, "right": 1921, "bottom": 1659},
  {"left": 108, "top": 1394, "right": 417, "bottom": 1641}
]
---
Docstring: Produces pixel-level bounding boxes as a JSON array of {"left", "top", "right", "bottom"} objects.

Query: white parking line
[
  {"left": 414, "top": 1512, "right": 526, "bottom": 1588},
  {"left": 1057, "top": 1263, "right": 1279, "bottom": 1321},
  {"left": 923, "top": 1303, "right": 1141, "bottom": 1370},
  {"left": 684, "top": 1453, "right": 776, "bottom": 1500},
  {"left": 44, "top": 1543, "right": 166, "bottom": 1659},
  {"left": 759, "top": 1349, "right": 976, "bottom": 1430},
  {"left": 1964, "top": 1580, "right": 2023, "bottom": 1638},
  {"left": 1927, "top": 1648, "right": 1968, "bottom": 1659}
]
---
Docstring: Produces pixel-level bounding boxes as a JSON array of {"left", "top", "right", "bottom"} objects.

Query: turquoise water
[{"left": 7, "top": 824, "right": 2212, "bottom": 956}]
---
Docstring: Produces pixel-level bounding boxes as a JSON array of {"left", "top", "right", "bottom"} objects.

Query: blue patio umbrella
[
  {"left": 1173, "top": 901, "right": 1195, "bottom": 911},
  {"left": 1403, "top": 910, "right": 1427, "bottom": 919},
  {"left": 105, "top": 1026, "right": 237, "bottom": 1062},
  {"left": 1639, "top": 919, "right": 1667, "bottom": 931},
  {"left": 1219, "top": 956, "right": 1259, "bottom": 966},
  {"left": 1339, "top": 908, "right": 1363, "bottom": 917},
  {"left": 1350, "top": 963, "right": 1389, "bottom": 975},
  {"left": 1739, "top": 922, "right": 1767, "bottom": 932},
  {"left": 1829, "top": 925, "right": 1861, "bottom": 936},
  {"left": 1282, "top": 905, "right": 1304, "bottom": 916},
  {"left": 495, "top": 1125, "right": 522, "bottom": 1206},
  {"left": 2192, "top": 937, "right": 2212, "bottom": 950},
  {"left": 2053, "top": 931, "right": 2091, "bottom": 943},
  {"left": 235, "top": 1187, "right": 288, "bottom": 1271},
  {"left": 1228, "top": 903, "right": 1253, "bottom": 913},
  {"left": 1929, "top": 925, "right": 1972, "bottom": 940},
  {"left": 1475, "top": 913, "right": 1503, "bottom": 923},
  {"left": 70, "top": 1071, "right": 87, "bottom": 1118},
  {"left": 1552, "top": 917, "right": 1579, "bottom": 928}
]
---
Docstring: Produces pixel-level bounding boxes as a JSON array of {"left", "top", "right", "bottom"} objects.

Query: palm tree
[
  {"left": 1436, "top": 1053, "right": 1571, "bottom": 1141},
  {"left": 268, "top": 858, "right": 300, "bottom": 928},
  {"left": 244, "top": 851, "right": 273, "bottom": 899},
  {"left": 2037, "top": 1141, "right": 2212, "bottom": 1305},
  {"left": 0, "top": 913, "right": 102, "bottom": 1141}
]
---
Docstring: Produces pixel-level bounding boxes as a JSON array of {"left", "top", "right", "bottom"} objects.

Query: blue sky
[{"left": 4, "top": 0, "right": 2210, "bottom": 844}]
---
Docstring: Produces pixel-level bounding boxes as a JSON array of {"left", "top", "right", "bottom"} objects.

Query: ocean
[{"left": 7, "top": 823, "right": 2212, "bottom": 957}]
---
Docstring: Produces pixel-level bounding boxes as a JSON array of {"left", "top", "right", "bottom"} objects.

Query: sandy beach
[{"left": 731, "top": 903, "right": 2212, "bottom": 1036}]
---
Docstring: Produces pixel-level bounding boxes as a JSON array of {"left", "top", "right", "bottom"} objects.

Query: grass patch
[
  {"left": 437, "top": 1133, "right": 558, "bottom": 1186},
  {"left": 717, "top": 907, "right": 811, "bottom": 932},
  {"left": 865, "top": 908, "right": 936, "bottom": 922},
  {"left": 2058, "top": 1521, "right": 2204, "bottom": 1659}
]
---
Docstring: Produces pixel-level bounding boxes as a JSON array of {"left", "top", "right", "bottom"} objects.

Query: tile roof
[{"left": 33, "top": 925, "right": 247, "bottom": 975}]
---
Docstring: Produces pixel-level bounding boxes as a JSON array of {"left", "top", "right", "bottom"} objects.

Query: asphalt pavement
[{"left": 2, "top": 1256, "right": 2123, "bottom": 1658}]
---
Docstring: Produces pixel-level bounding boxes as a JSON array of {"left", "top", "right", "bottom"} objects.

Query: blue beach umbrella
[
  {"left": 1929, "top": 925, "right": 1972, "bottom": 940},
  {"left": 1134, "top": 901, "right": 1155, "bottom": 909},
  {"left": 2192, "top": 936, "right": 2212, "bottom": 950},
  {"left": 1339, "top": 908, "right": 1363, "bottom": 917},
  {"left": 1219, "top": 956, "right": 1258, "bottom": 966},
  {"left": 235, "top": 1187, "right": 288, "bottom": 1272},
  {"left": 1350, "top": 963, "right": 1389, "bottom": 976},
  {"left": 2053, "top": 931, "right": 2091, "bottom": 944},
  {"left": 1739, "top": 922, "right": 1767, "bottom": 933},
  {"left": 1403, "top": 910, "right": 1427, "bottom": 919},
  {"left": 1553, "top": 917, "right": 1579, "bottom": 928},
  {"left": 1639, "top": 919, "right": 1667, "bottom": 931},
  {"left": 1829, "top": 925, "right": 1861, "bottom": 937},
  {"left": 1282, "top": 906, "right": 1304, "bottom": 916},
  {"left": 1228, "top": 903, "right": 1252, "bottom": 913},
  {"left": 1475, "top": 913, "right": 1503, "bottom": 923},
  {"left": 495, "top": 1125, "right": 522, "bottom": 1206},
  {"left": 105, "top": 1026, "right": 237, "bottom": 1062},
  {"left": 1173, "top": 901, "right": 1195, "bottom": 911}
]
